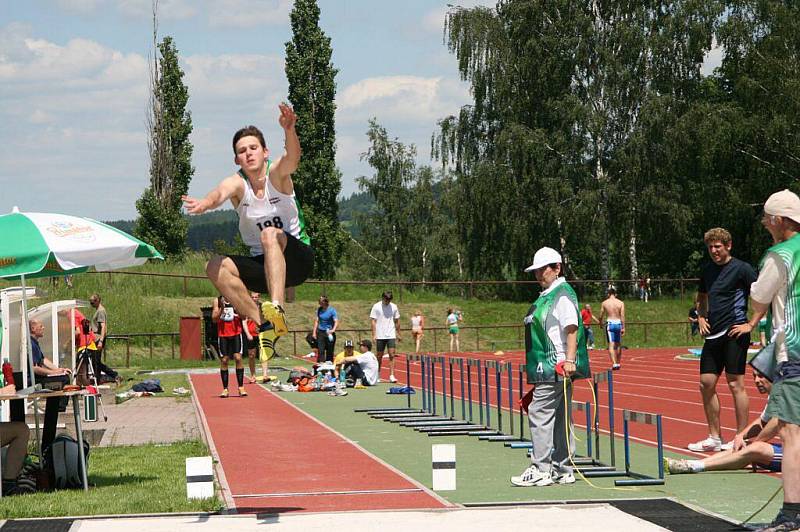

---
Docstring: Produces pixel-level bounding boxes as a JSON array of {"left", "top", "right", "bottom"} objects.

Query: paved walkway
[{"left": 80, "top": 397, "right": 200, "bottom": 446}]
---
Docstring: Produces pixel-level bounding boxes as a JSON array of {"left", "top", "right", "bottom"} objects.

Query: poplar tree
[
  {"left": 285, "top": 0, "right": 344, "bottom": 278},
  {"left": 135, "top": 26, "right": 194, "bottom": 257}
]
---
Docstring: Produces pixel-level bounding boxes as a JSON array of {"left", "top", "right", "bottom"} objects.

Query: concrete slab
[{"left": 69, "top": 505, "right": 667, "bottom": 532}]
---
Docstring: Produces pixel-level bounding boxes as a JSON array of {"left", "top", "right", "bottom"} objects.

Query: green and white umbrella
[{"left": 0, "top": 207, "right": 163, "bottom": 387}]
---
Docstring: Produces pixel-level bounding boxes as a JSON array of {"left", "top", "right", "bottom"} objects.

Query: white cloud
[
  {"left": 207, "top": 0, "right": 292, "bottom": 28},
  {"left": 29, "top": 109, "right": 55, "bottom": 124},
  {"left": 183, "top": 53, "right": 285, "bottom": 104},
  {"left": 337, "top": 75, "right": 469, "bottom": 125},
  {"left": 702, "top": 38, "right": 724, "bottom": 76}
]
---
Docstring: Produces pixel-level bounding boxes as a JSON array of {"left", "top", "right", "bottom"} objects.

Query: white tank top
[
  {"left": 236, "top": 165, "right": 310, "bottom": 256},
  {"left": 411, "top": 315, "right": 422, "bottom": 329}
]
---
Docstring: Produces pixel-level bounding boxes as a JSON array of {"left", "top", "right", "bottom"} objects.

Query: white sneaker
[
  {"left": 720, "top": 441, "right": 733, "bottom": 451},
  {"left": 389, "top": 374, "right": 398, "bottom": 383},
  {"left": 552, "top": 472, "right": 575, "bottom": 485},
  {"left": 510, "top": 465, "right": 553, "bottom": 487},
  {"left": 687, "top": 436, "right": 721, "bottom": 452}
]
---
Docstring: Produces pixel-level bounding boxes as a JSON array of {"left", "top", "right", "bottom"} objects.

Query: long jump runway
[{"left": 189, "top": 373, "right": 449, "bottom": 514}]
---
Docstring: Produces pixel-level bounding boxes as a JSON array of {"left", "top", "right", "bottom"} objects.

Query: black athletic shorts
[
  {"left": 241, "top": 332, "right": 257, "bottom": 353},
  {"left": 700, "top": 332, "right": 750, "bottom": 375},
  {"left": 218, "top": 335, "right": 242, "bottom": 358},
  {"left": 376, "top": 338, "right": 396, "bottom": 352},
  {"left": 228, "top": 233, "right": 315, "bottom": 293}
]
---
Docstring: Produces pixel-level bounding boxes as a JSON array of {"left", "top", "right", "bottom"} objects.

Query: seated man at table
[
  {"left": 30, "top": 319, "right": 71, "bottom": 389},
  {"left": 0, "top": 383, "right": 33, "bottom": 495}
]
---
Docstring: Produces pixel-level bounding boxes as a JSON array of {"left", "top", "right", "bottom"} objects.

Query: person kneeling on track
[{"left": 666, "top": 370, "right": 780, "bottom": 475}]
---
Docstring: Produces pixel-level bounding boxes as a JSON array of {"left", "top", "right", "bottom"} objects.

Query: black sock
[
  {"left": 220, "top": 369, "right": 229, "bottom": 389},
  {"left": 236, "top": 368, "right": 244, "bottom": 387},
  {"left": 783, "top": 502, "right": 800, "bottom": 516}
]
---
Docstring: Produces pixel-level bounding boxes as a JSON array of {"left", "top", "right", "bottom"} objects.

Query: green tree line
[{"left": 354, "top": 0, "right": 798, "bottom": 291}]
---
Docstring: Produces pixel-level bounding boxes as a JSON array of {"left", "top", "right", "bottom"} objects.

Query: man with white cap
[
  {"left": 729, "top": 189, "right": 800, "bottom": 531},
  {"left": 511, "top": 247, "right": 590, "bottom": 488}
]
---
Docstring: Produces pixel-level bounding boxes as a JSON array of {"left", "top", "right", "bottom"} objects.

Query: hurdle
[
  {"left": 613, "top": 409, "right": 665, "bottom": 486},
  {"left": 355, "top": 354, "right": 424, "bottom": 415},
  {"left": 481, "top": 361, "right": 518, "bottom": 442},
  {"left": 421, "top": 355, "right": 490, "bottom": 436},
  {"left": 379, "top": 355, "right": 450, "bottom": 423}
]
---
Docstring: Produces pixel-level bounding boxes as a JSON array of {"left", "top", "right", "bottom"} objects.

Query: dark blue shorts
[{"left": 756, "top": 443, "right": 782, "bottom": 472}]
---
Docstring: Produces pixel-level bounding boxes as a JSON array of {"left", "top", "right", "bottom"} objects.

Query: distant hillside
[
  {"left": 104, "top": 192, "right": 378, "bottom": 251},
  {"left": 106, "top": 211, "right": 239, "bottom": 251}
]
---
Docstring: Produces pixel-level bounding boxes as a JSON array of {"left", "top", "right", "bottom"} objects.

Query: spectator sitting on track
[
  {"left": 666, "top": 369, "right": 780, "bottom": 475},
  {"left": 333, "top": 339, "right": 355, "bottom": 380},
  {"left": 341, "top": 339, "right": 379, "bottom": 388}
]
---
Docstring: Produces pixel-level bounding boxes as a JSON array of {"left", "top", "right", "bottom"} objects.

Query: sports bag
[{"left": 43, "top": 434, "right": 90, "bottom": 489}]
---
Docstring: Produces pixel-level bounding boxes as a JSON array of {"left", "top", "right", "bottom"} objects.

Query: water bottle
[
  {"left": 327, "top": 330, "right": 334, "bottom": 343},
  {"left": 2, "top": 358, "right": 14, "bottom": 387}
]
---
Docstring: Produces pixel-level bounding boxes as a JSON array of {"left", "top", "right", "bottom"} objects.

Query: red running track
[
  {"left": 378, "top": 347, "right": 768, "bottom": 457},
  {"left": 189, "top": 373, "right": 449, "bottom": 514}
]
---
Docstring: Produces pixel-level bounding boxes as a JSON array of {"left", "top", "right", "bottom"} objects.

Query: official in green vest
[
  {"left": 510, "top": 247, "right": 590, "bottom": 488},
  {"left": 730, "top": 189, "right": 800, "bottom": 530}
]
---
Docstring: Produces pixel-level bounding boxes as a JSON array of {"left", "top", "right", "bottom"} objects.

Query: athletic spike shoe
[
  {"left": 258, "top": 322, "right": 279, "bottom": 362},
  {"left": 664, "top": 458, "right": 692, "bottom": 475},
  {"left": 510, "top": 465, "right": 553, "bottom": 487},
  {"left": 219, "top": 389, "right": 229, "bottom": 398},
  {"left": 238, "top": 387, "right": 248, "bottom": 397},
  {"left": 261, "top": 302, "right": 288, "bottom": 337}
]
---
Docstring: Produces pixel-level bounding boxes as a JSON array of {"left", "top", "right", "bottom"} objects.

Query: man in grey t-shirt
[{"left": 89, "top": 294, "right": 119, "bottom": 383}]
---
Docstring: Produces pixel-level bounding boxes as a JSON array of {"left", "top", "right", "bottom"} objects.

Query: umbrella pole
[{"left": 20, "top": 275, "right": 42, "bottom": 459}]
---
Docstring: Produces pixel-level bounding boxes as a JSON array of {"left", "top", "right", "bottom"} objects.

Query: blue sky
[
  {"left": 0, "top": 0, "right": 721, "bottom": 222},
  {"left": 1, "top": 0, "right": 493, "bottom": 220}
]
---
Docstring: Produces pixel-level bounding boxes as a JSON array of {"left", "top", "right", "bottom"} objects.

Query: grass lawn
[{"left": 0, "top": 440, "right": 220, "bottom": 518}]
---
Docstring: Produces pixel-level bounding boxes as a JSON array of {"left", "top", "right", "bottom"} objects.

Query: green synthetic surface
[{"left": 275, "top": 375, "right": 781, "bottom": 524}]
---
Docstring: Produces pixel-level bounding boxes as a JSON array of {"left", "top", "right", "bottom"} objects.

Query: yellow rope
[{"left": 563, "top": 376, "right": 638, "bottom": 492}]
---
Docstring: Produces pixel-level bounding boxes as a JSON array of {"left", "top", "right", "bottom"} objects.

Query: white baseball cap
[
  {"left": 765, "top": 189, "right": 800, "bottom": 224},
  {"left": 524, "top": 247, "right": 562, "bottom": 272}
]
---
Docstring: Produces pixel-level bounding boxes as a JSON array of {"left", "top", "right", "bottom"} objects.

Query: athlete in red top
[
  {"left": 212, "top": 295, "right": 246, "bottom": 398},
  {"left": 580, "top": 304, "right": 600, "bottom": 350}
]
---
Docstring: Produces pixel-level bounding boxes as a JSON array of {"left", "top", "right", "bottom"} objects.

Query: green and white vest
[
  {"left": 524, "top": 279, "right": 590, "bottom": 383},
  {"left": 763, "top": 233, "right": 800, "bottom": 362}
]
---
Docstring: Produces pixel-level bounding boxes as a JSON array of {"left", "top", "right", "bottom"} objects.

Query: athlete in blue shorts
[{"left": 599, "top": 287, "right": 625, "bottom": 370}]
